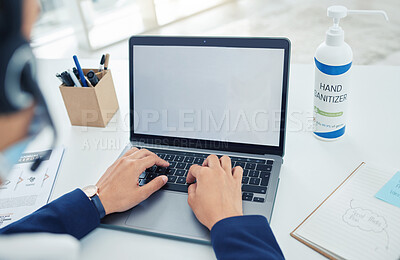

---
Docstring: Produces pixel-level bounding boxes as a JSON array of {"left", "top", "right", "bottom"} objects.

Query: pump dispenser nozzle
[{"left": 325, "top": 5, "right": 389, "bottom": 46}]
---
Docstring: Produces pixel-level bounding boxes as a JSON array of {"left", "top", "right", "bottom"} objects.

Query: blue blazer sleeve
[
  {"left": 211, "top": 215, "right": 284, "bottom": 260},
  {"left": 0, "top": 189, "right": 100, "bottom": 240}
]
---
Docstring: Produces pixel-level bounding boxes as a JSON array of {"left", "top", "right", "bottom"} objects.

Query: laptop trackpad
[{"left": 125, "top": 190, "right": 210, "bottom": 241}]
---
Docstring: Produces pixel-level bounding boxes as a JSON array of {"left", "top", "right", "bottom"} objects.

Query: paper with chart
[
  {"left": 292, "top": 164, "right": 400, "bottom": 260},
  {"left": 0, "top": 147, "right": 64, "bottom": 228}
]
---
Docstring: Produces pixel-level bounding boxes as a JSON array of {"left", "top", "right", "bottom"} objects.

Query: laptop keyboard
[{"left": 136, "top": 147, "right": 273, "bottom": 203}]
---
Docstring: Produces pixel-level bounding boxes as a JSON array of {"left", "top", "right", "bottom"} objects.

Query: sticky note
[{"left": 375, "top": 171, "right": 400, "bottom": 209}]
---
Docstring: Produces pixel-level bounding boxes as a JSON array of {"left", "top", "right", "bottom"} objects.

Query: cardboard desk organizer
[{"left": 59, "top": 69, "right": 119, "bottom": 127}]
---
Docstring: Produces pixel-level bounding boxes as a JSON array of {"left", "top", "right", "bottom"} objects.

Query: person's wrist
[
  {"left": 81, "top": 185, "right": 106, "bottom": 218},
  {"left": 97, "top": 190, "right": 111, "bottom": 215},
  {"left": 207, "top": 212, "right": 243, "bottom": 230}
]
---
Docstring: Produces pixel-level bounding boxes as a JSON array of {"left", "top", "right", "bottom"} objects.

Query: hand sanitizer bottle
[{"left": 313, "top": 6, "right": 388, "bottom": 141}]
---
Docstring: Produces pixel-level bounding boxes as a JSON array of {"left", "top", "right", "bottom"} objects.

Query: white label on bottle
[{"left": 313, "top": 60, "right": 351, "bottom": 139}]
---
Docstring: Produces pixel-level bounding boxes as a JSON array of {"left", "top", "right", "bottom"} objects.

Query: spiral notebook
[{"left": 291, "top": 162, "right": 400, "bottom": 260}]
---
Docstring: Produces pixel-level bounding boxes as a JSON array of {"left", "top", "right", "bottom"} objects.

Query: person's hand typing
[
  {"left": 96, "top": 148, "right": 169, "bottom": 215},
  {"left": 186, "top": 155, "right": 243, "bottom": 230}
]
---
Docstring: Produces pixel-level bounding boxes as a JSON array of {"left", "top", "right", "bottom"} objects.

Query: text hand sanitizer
[{"left": 313, "top": 6, "right": 388, "bottom": 141}]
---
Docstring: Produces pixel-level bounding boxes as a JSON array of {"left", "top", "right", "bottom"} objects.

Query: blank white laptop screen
[{"left": 133, "top": 45, "right": 284, "bottom": 147}]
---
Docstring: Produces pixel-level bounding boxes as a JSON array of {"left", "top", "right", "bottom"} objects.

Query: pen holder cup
[{"left": 59, "top": 69, "right": 119, "bottom": 127}]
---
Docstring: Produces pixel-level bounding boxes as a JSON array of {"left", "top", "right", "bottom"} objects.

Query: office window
[
  {"left": 80, "top": 0, "right": 147, "bottom": 49},
  {"left": 32, "top": 0, "right": 74, "bottom": 47},
  {"left": 32, "top": 0, "right": 230, "bottom": 50},
  {"left": 82, "top": 0, "right": 229, "bottom": 49},
  {"left": 154, "top": 0, "right": 227, "bottom": 26}
]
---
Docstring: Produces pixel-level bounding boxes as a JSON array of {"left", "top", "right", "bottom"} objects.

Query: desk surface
[{"left": 34, "top": 59, "right": 400, "bottom": 260}]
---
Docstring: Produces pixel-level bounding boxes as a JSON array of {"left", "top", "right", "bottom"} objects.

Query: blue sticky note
[{"left": 375, "top": 171, "right": 400, "bottom": 208}]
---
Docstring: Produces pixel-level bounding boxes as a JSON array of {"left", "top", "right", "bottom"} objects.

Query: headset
[{"left": 0, "top": 0, "right": 57, "bottom": 171}]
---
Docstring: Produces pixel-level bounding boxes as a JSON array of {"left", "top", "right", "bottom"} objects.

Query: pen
[
  {"left": 86, "top": 70, "right": 99, "bottom": 86},
  {"left": 99, "top": 54, "right": 105, "bottom": 72},
  {"left": 73, "top": 55, "right": 88, "bottom": 87},
  {"left": 104, "top": 53, "right": 110, "bottom": 70},
  {"left": 61, "top": 71, "right": 74, "bottom": 86},
  {"left": 68, "top": 69, "right": 83, "bottom": 87},
  {"left": 56, "top": 73, "right": 63, "bottom": 83},
  {"left": 72, "top": 67, "right": 80, "bottom": 80}
]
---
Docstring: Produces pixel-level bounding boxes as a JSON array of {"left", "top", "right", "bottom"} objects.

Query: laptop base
[{"left": 101, "top": 142, "right": 281, "bottom": 243}]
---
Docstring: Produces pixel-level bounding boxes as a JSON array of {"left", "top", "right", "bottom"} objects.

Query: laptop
[{"left": 102, "top": 36, "right": 290, "bottom": 243}]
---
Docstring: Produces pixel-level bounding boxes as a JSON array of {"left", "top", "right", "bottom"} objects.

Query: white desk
[{"left": 35, "top": 59, "right": 400, "bottom": 260}]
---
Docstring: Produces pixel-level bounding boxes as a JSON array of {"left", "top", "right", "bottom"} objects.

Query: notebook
[{"left": 291, "top": 162, "right": 400, "bottom": 260}]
